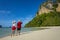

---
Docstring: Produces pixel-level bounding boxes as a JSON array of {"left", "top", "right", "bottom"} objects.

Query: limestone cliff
[
  {"left": 25, "top": 0, "right": 60, "bottom": 27},
  {"left": 36, "top": 0, "right": 60, "bottom": 16}
]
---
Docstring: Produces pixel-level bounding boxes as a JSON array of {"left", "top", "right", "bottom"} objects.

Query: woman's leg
[{"left": 11, "top": 30, "right": 15, "bottom": 37}]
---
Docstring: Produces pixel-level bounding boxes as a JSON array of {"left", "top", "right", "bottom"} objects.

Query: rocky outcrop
[
  {"left": 36, "top": 0, "right": 60, "bottom": 16},
  {"left": 56, "top": 3, "right": 60, "bottom": 12}
]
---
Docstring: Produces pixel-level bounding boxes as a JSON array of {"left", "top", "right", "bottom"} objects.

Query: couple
[{"left": 11, "top": 20, "right": 22, "bottom": 37}]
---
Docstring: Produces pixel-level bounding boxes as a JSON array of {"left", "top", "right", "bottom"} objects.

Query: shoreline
[
  {"left": 0, "top": 27, "right": 60, "bottom": 40},
  {"left": 0, "top": 27, "right": 49, "bottom": 38}
]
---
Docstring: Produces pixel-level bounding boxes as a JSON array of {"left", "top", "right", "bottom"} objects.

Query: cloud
[
  {"left": 22, "top": 15, "right": 34, "bottom": 27},
  {"left": 0, "top": 15, "right": 34, "bottom": 27},
  {"left": 0, "top": 10, "right": 11, "bottom": 14},
  {"left": 0, "top": 20, "right": 12, "bottom": 27},
  {"left": 15, "top": 15, "right": 34, "bottom": 27}
]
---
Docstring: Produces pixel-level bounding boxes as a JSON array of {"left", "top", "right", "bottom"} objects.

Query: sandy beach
[{"left": 0, "top": 27, "right": 60, "bottom": 40}]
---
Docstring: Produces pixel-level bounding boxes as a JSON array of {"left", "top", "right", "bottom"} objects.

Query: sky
[{"left": 0, "top": 0, "right": 46, "bottom": 27}]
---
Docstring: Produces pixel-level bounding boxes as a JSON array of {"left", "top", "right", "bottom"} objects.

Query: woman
[{"left": 11, "top": 20, "right": 16, "bottom": 37}]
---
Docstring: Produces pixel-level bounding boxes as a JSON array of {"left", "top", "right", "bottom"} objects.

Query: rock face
[
  {"left": 38, "top": 6, "right": 53, "bottom": 15},
  {"left": 36, "top": 0, "right": 60, "bottom": 16},
  {"left": 25, "top": 0, "right": 60, "bottom": 27}
]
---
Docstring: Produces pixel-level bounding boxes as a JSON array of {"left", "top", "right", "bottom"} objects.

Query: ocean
[{"left": 0, "top": 27, "right": 42, "bottom": 38}]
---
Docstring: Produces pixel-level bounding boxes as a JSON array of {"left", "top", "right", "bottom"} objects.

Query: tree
[
  {"left": 52, "top": 3, "right": 58, "bottom": 12},
  {"left": 56, "top": 0, "right": 60, "bottom": 3}
]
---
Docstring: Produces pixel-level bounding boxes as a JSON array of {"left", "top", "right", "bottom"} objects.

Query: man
[{"left": 17, "top": 20, "right": 22, "bottom": 35}]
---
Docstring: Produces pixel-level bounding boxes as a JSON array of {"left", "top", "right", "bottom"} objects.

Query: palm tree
[{"left": 56, "top": 0, "right": 60, "bottom": 3}]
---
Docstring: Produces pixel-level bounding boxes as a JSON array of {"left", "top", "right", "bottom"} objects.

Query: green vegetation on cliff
[
  {"left": 25, "top": 0, "right": 60, "bottom": 27},
  {"left": 25, "top": 12, "right": 60, "bottom": 27}
]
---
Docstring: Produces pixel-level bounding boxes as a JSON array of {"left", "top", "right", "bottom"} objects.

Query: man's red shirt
[{"left": 17, "top": 22, "right": 22, "bottom": 28}]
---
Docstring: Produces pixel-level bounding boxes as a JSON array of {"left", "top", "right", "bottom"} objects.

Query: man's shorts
[{"left": 17, "top": 28, "right": 21, "bottom": 31}]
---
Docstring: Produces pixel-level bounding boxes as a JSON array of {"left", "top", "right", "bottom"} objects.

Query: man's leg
[
  {"left": 18, "top": 30, "right": 20, "bottom": 35},
  {"left": 16, "top": 30, "right": 19, "bottom": 36},
  {"left": 17, "top": 28, "right": 21, "bottom": 35},
  {"left": 19, "top": 28, "right": 21, "bottom": 35}
]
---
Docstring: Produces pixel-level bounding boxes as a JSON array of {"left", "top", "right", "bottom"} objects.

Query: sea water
[{"left": 0, "top": 27, "right": 41, "bottom": 38}]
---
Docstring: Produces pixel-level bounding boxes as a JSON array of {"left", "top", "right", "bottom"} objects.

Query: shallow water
[{"left": 0, "top": 27, "right": 49, "bottom": 38}]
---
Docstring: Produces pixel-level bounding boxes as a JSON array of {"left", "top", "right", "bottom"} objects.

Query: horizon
[{"left": 0, "top": 0, "right": 46, "bottom": 27}]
